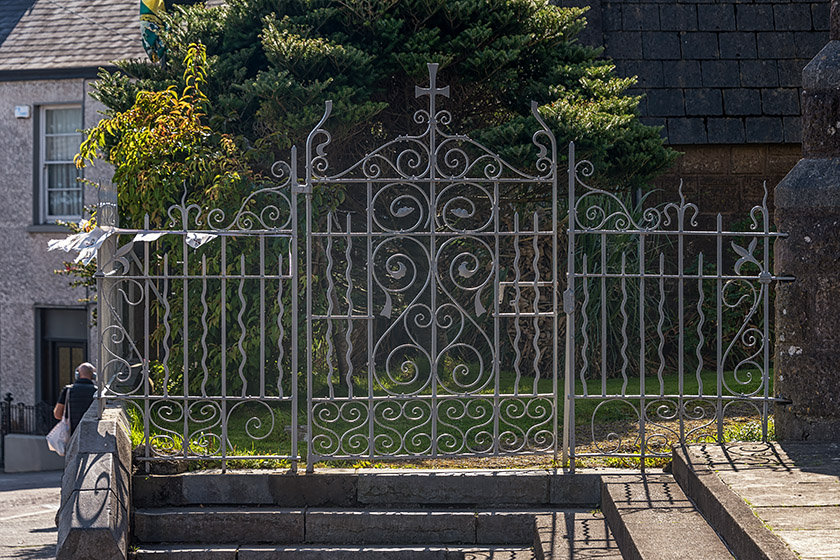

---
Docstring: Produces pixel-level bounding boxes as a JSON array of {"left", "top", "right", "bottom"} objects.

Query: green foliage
[
  {"left": 724, "top": 416, "right": 775, "bottom": 442},
  {"left": 92, "top": 0, "right": 676, "bottom": 189},
  {"left": 75, "top": 1, "right": 680, "bottom": 397},
  {"left": 77, "top": 43, "right": 254, "bottom": 228}
]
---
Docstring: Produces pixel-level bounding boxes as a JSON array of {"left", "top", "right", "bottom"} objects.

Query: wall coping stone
[
  {"left": 775, "top": 158, "right": 840, "bottom": 208},
  {"left": 803, "top": 41, "right": 840, "bottom": 90},
  {"left": 56, "top": 404, "right": 131, "bottom": 560}
]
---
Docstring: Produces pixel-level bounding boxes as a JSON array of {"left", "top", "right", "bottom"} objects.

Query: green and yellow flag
[{"left": 140, "top": 0, "right": 166, "bottom": 63}]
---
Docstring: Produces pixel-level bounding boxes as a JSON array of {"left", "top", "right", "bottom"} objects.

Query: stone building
[
  {"left": 562, "top": 0, "right": 830, "bottom": 223},
  {"left": 0, "top": 0, "right": 142, "bottom": 408}
]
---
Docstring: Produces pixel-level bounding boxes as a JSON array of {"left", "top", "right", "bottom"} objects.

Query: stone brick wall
[{"left": 652, "top": 144, "right": 801, "bottom": 225}]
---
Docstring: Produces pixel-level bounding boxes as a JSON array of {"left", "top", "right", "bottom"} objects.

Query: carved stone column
[{"left": 774, "top": 0, "right": 840, "bottom": 440}]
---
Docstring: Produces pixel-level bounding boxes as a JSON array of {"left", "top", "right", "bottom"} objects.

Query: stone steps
[
  {"left": 129, "top": 544, "right": 536, "bottom": 560},
  {"left": 130, "top": 470, "right": 741, "bottom": 559},
  {"left": 534, "top": 511, "right": 624, "bottom": 559},
  {"left": 134, "top": 506, "right": 576, "bottom": 545},
  {"left": 132, "top": 470, "right": 602, "bottom": 509},
  {"left": 601, "top": 474, "right": 735, "bottom": 560},
  {"left": 131, "top": 470, "right": 611, "bottom": 559}
]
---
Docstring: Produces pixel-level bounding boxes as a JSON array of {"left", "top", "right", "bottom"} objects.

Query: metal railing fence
[{"left": 91, "top": 64, "right": 790, "bottom": 472}]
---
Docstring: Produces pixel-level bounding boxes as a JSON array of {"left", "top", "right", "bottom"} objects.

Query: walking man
[{"left": 53, "top": 362, "right": 97, "bottom": 433}]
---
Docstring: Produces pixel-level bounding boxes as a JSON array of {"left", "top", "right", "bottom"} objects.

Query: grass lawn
[{"left": 127, "top": 366, "right": 773, "bottom": 468}]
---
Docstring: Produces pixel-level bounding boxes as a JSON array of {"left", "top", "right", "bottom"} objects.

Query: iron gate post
[{"left": 563, "top": 142, "right": 576, "bottom": 471}]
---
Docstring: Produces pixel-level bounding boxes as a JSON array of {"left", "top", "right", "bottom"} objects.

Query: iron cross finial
[{"left": 415, "top": 63, "right": 450, "bottom": 122}]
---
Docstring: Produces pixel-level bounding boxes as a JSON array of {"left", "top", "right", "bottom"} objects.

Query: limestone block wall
[{"left": 651, "top": 144, "right": 801, "bottom": 224}]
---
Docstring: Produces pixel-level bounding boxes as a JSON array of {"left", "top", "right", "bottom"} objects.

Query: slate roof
[
  {"left": 566, "top": 0, "right": 831, "bottom": 144},
  {"left": 0, "top": 0, "right": 144, "bottom": 78}
]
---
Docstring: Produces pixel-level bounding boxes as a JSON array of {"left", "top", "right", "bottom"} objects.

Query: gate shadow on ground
[
  {"left": 536, "top": 510, "right": 619, "bottom": 558},
  {"left": 716, "top": 441, "right": 840, "bottom": 480}
]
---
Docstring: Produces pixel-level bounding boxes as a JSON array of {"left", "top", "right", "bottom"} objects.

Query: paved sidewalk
[
  {"left": 0, "top": 470, "right": 62, "bottom": 560},
  {"left": 693, "top": 442, "right": 840, "bottom": 560}
]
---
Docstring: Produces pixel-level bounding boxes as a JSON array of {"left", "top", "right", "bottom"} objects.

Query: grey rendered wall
[{"left": 0, "top": 78, "right": 112, "bottom": 404}]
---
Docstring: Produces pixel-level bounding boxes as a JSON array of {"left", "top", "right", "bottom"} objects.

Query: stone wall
[
  {"left": 773, "top": 0, "right": 840, "bottom": 440},
  {"left": 57, "top": 404, "right": 131, "bottom": 560},
  {"left": 652, "top": 144, "right": 801, "bottom": 223}
]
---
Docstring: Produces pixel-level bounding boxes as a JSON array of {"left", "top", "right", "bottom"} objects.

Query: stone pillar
[{"left": 774, "top": 0, "right": 840, "bottom": 441}]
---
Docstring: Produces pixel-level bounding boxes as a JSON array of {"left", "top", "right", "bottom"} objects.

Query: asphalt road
[{"left": 0, "top": 470, "right": 61, "bottom": 560}]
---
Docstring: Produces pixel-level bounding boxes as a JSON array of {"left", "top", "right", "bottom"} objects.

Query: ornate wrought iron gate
[
  {"left": 303, "top": 65, "right": 560, "bottom": 468},
  {"left": 95, "top": 64, "right": 785, "bottom": 472},
  {"left": 565, "top": 145, "right": 788, "bottom": 468}
]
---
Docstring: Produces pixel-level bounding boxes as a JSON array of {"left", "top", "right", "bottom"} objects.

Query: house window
[{"left": 39, "top": 106, "right": 83, "bottom": 223}]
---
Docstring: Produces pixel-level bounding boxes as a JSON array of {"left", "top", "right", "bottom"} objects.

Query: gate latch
[{"left": 292, "top": 182, "right": 312, "bottom": 194}]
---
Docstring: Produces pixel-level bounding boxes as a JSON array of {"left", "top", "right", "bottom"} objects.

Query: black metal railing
[{"left": 1, "top": 393, "right": 54, "bottom": 437}]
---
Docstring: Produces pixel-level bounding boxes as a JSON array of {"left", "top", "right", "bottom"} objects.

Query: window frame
[{"left": 37, "top": 104, "right": 84, "bottom": 224}]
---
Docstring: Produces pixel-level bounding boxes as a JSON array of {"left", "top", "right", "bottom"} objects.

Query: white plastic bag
[
  {"left": 46, "top": 388, "right": 71, "bottom": 456},
  {"left": 46, "top": 416, "right": 70, "bottom": 456}
]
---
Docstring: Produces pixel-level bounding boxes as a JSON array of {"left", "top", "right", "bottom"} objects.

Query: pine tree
[{"left": 92, "top": 0, "right": 675, "bottom": 194}]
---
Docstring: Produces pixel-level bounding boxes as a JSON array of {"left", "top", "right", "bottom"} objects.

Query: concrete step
[
  {"left": 133, "top": 470, "right": 601, "bottom": 509},
  {"left": 134, "top": 507, "right": 576, "bottom": 546},
  {"left": 533, "top": 510, "right": 623, "bottom": 560},
  {"left": 130, "top": 544, "right": 536, "bottom": 560},
  {"left": 601, "top": 474, "right": 733, "bottom": 560},
  {"left": 134, "top": 507, "right": 304, "bottom": 544}
]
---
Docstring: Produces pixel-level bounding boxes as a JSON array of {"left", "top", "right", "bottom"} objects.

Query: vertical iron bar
[
  {"left": 639, "top": 233, "right": 646, "bottom": 470},
  {"left": 619, "top": 253, "right": 629, "bottom": 395},
  {"left": 532, "top": 213, "right": 541, "bottom": 395},
  {"left": 657, "top": 254, "right": 666, "bottom": 397},
  {"left": 162, "top": 255, "right": 171, "bottom": 399},
  {"left": 367, "top": 181, "right": 374, "bottom": 460},
  {"left": 696, "top": 253, "right": 706, "bottom": 398},
  {"left": 563, "top": 142, "right": 576, "bottom": 470},
  {"left": 512, "top": 213, "right": 522, "bottom": 396},
  {"left": 601, "top": 232, "right": 607, "bottom": 397},
  {"left": 237, "top": 256, "right": 247, "bottom": 396},
  {"left": 182, "top": 231, "right": 189, "bottom": 460},
  {"left": 325, "top": 216, "right": 335, "bottom": 399},
  {"left": 221, "top": 236, "right": 227, "bottom": 473},
  {"left": 678, "top": 197, "right": 685, "bottom": 444},
  {"left": 493, "top": 180, "right": 500, "bottom": 456},
  {"left": 344, "top": 214, "right": 354, "bottom": 400},
  {"left": 96, "top": 239, "right": 105, "bottom": 419},
  {"left": 580, "top": 256, "right": 589, "bottom": 397},
  {"left": 552, "top": 150, "right": 559, "bottom": 464},
  {"left": 260, "top": 234, "right": 266, "bottom": 398},
  {"left": 290, "top": 146, "right": 299, "bottom": 471},
  {"left": 306, "top": 183, "right": 314, "bottom": 473},
  {"left": 430, "top": 122, "right": 438, "bottom": 461},
  {"left": 716, "top": 214, "right": 723, "bottom": 442},
  {"left": 143, "top": 216, "right": 151, "bottom": 472},
  {"left": 277, "top": 253, "right": 285, "bottom": 398},
  {"left": 200, "top": 256, "right": 210, "bottom": 398},
  {"left": 762, "top": 186, "right": 771, "bottom": 441}
]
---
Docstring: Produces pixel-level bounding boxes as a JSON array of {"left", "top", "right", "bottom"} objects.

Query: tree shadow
[{"left": 2, "top": 544, "right": 56, "bottom": 559}]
